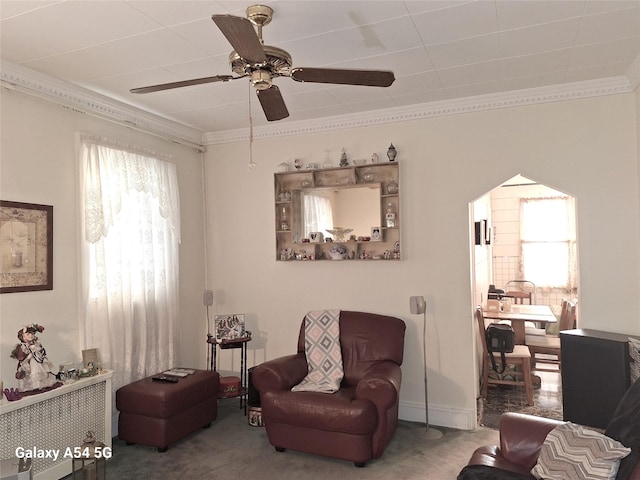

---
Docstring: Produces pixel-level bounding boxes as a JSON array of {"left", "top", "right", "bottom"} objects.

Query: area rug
[{"left": 479, "top": 382, "right": 563, "bottom": 430}]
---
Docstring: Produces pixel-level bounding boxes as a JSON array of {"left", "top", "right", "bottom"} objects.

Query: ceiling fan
[{"left": 130, "top": 4, "right": 395, "bottom": 122}]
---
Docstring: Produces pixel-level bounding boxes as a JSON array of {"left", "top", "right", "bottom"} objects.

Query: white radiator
[{"left": 0, "top": 371, "right": 112, "bottom": 480}]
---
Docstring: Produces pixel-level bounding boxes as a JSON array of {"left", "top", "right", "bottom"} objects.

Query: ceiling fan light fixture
[{"left": 251, "top": 70, "right": 272, "bottom": 90}]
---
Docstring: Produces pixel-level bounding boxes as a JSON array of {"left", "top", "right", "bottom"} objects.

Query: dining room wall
[{"left": 204, "top": 92, "right": 639, "bottom": 428}]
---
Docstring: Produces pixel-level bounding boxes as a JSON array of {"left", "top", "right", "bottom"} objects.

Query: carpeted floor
[
  {"left": 479, "top": 370, "right": 563, "bottom": 429},
  {"left": 73, "top": 400, "right": 499, "bottom": 480}
]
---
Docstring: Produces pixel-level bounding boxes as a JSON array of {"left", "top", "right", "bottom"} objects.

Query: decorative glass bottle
[
  {"left": 280, "top": 206, "right": 289, "bottom": 231},
  {"left": 363, "top": 168, "right": 376, "bottom": 182},
  {"left": 387, "top": 177, "right": 398, "bottom": 194},
  {"left": 385, "top": 203, "right": 396, "bottom": 228}
]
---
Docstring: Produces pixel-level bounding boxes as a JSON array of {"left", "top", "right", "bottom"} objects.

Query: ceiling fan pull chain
[{"left": 248, "top": 81, "right": 257, "bottom": 170}]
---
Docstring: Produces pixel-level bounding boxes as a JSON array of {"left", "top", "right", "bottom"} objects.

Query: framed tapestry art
[{"left": 0, "top": 201, "right": 53, "bottom": 293}]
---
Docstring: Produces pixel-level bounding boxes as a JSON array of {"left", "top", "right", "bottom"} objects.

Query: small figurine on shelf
[
  {"left": 10, "top": 323, "right": 57, "bottom": 392},
  {"left": 393, "top": 241, "right": 401, "bottom": 259},
  {"left": 339, "top": 148, "right": 348, "bottom": 167},
  {"left": 280, "top": 247, "right": 294, "bottom": 261}
]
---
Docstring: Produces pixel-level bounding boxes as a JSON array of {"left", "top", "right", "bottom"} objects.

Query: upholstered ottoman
[{"left": 116, "top": 369, "right": 220, "bottom": 451}]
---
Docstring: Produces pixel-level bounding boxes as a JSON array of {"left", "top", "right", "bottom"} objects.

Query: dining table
[{"left": 483, "top": 304, "right": 557, "bottom": 345}]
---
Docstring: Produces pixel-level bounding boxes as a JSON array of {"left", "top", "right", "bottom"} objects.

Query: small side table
[{"left": 207, "top": 332, "right": 251, "bottom": 413}]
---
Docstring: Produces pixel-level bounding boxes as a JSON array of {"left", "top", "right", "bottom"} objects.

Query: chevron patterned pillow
[{"left": 531, "top": 423, "right": 631, "bottom": 480}]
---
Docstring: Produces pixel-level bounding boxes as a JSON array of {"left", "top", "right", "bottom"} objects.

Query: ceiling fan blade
[
  {"left": 212, "top": 14, "right": 267, "bottom": 65},
  {"left": 256, "top": 85, "right": 289, "bottom": 121},
  {"left": 130, "top": 75, "right": 237, "bottom": 94},
  {"left": 291, "top": 68, "right": 395, "bottom": 87}
]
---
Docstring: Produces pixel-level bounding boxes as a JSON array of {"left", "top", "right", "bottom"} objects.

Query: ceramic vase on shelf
[{"left": 387, "top": 144, "right": 397, "bottom": 161}]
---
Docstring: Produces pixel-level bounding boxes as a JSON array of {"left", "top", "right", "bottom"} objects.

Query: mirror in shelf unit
[{"left": 275, "top": 163, "right": 400, "bottom": 261}]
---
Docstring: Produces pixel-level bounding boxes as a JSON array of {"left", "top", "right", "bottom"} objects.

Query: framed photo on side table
[
  {"left": 214, "top": 314, "right": 246, "bottom": 341},
  {"left": 0, "top": 201, "right": 53, "bottom": 293}
]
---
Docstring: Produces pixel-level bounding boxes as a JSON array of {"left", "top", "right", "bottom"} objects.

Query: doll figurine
[{"left": 10, "top": 323, "right": 56, "bottom": 391}]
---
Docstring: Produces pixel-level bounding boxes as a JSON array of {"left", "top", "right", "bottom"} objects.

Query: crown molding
[
  {"left": 627, "top": 55, "right": 640, "bottom": 92},
  {"left": 0, "top": 61, "right": 204, "bottom": 149},
  {"left": 1, "top": 60, "right": 636, "bottom": 149},
  {"left": 202, "top": 74, "right": 635, "bottom": 145}
]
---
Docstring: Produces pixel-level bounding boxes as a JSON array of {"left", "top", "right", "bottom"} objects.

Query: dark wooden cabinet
[{"left": 560, "top": 329, "right": 635, "bottom": 428}]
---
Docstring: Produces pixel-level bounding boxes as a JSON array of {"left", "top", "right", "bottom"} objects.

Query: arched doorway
[{"left": 470, "top": 174, "right": 579, "bottom": 428}]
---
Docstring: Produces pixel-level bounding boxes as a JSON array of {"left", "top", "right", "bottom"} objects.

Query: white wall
[
  {"left": 205, "top": 92, "right": 640, "bottom": 429},
  {"left": 0, "top": 90, "right": 206, "bottom": 388}
]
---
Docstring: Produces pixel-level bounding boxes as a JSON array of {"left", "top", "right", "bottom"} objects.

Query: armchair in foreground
[
  {"left": 459, "top": 375, "right": 640, "bottom": 480},
  {"left": 252, "top": 310, "right": 406, "bottom": 467}
]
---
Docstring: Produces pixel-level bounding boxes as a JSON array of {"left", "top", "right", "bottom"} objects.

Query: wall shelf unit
[{"left": 274, "top": 162, "right": 400, "bottom": 261}]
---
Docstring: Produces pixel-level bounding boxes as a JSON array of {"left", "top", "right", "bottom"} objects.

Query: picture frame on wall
[
  {"left": 214, "top": 314, "right": 246, "bottom": 341},
  {"left": 0, "top": 201, "right": 53, "bottom": 293}
]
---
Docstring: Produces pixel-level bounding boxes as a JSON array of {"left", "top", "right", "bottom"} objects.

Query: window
[
  {"left": 79, "top": 134, "right": 180, "bottom": 391},
  {"left": 521, "top": 197, "right": 576, "bottom": 289}
]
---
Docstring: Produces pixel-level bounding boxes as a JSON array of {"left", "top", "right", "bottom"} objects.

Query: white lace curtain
[{"left": 79, "top": 134, "right": 180, "bottom": 393}]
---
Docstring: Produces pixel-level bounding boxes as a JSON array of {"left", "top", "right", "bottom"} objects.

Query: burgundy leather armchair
[
  {"left": 252, "top": 311, "right": 406, "bottom": 467},
  {"left": 461, "top": 374, "right": 640, "bottom": 479},
  {"left": 459, "top": 412, "right": 640, "bottom": 480}
]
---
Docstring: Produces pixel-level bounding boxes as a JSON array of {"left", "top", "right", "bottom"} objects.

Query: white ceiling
[{"left": 1, "top": 0, "right": 639, "bottom": 135}]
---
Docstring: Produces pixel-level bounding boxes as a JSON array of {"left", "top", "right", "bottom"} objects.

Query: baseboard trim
[{"left": 399, "top": 400, "right": 477, "bottom": 431}]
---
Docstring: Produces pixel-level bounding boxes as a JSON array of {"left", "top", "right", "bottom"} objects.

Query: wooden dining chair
[
  {"left": 476, "top": 307, "right": 534, "bottom": 405},
  {"left": 504, "top": 290, "right": 532, "bottom": 304},
  {"left": 525, "top": 300, "right": 577, "bottom": 372},
  {"left": 504, "top": 280, "right": 535, "bottom": 304}
]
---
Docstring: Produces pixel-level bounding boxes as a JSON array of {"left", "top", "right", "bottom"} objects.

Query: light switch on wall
[
  {"left": 410, "top": 296, "right": 426, "bottom": 314},
  {"left": 203, "top": 290, "right": 214, "bottom": 306}
]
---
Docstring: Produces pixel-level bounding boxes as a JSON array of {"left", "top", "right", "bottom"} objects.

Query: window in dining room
[{"left": 520, "top": 197, "right": 577, "bottom": 289}]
